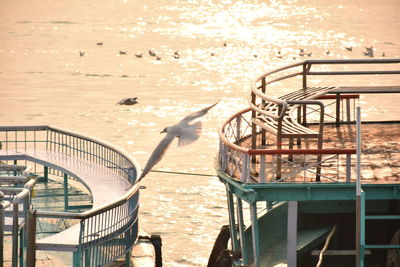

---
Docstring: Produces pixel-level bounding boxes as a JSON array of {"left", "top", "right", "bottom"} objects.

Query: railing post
[
  {"left": 43, "top": 166, "right": 48, "bottom": 183},
  {"left": 302, "top": 63, "right": 308, "bottom": 125},
  {"left": 261, "top": 77, "right": 267, "bottom": 146},
  {"left": 219, "top": 141, "right": 227, "bottom": 173},
  {"left": 241, "top": 154, "right": 250, "bottom": 182},
  {"left": 335, "top": 93, "right": 341, "bottom": 127},
  {"left": 13, "top": 160, "right": 18, "bottom": 176},
  {"left": 251, "top": 91, "right": 257, "bottom": 151},
  {"left": 260, "top": 155, "right": 266, "bottom": 183},
  {"left": 302, "top": 63, "right": 307, "bottom": 89},
  {"left": 346, "top": 154, "right": 352, "bottom": 182},
  {"left": 236, "top": 116, "right": 242, "bottom": 143}
]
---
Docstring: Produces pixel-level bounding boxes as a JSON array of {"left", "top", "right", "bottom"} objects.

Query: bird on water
[
  {"left": 116, "top": 97, "right": 138, "bottom": 105},
  {"left": 137, "top": 101, "right": 219, "bottom": 182}
]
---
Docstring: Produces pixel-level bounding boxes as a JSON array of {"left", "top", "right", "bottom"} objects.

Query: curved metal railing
[
  {"left": 0, "top": 125, "right": 140, "bottom": 185},
  {"left": 250, "top": 59, "right": 400, "bottom": 120},
  {"left": 219, "top": 59, "right": 400, "bottom": 183},
  {"left": 0, "top": 125, "right": 141, "bottom": 266}
]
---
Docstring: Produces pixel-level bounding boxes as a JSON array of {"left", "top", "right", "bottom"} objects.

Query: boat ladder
[{"left": 357, "top": 190, "right": 400, "bottom": 267}]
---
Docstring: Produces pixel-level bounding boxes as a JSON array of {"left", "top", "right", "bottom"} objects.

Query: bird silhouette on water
[
  {"left": 137, "top": 101, "right": 219, "bottom": 182},
  {"left": 116, "top": 97, "right": 138, "bottom": 105}
]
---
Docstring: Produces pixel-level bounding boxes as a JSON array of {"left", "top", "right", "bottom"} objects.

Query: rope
[
  {"left": 316, "top": 224, "right": 337, "bottom": 267},
  {"left": 148, "top": 169, "right": 217, "bottom": 177}
]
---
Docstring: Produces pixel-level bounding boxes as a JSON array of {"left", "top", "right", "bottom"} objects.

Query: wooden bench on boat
[
  {"left": 0, "top": 150, "right": 132, "bottom": 252},
  {"left": 249, "top": 86, "right": 336, "bottom": 180}
]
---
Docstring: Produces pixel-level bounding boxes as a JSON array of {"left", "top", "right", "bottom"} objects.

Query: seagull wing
[
  {"left": 116, "top": 98, "right": 128, "bottom": 105},
  {"left": 180, "top": 100, "right": 220, "bottom": 124},
  {"left": 177, "top": 121, "right": 202, "bottom": 147},
  {"left": 138, "top": 132, "right": 176, "bottom": 181}
]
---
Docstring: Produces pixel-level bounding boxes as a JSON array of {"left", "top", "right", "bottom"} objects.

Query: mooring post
[{"left": 26, "top": 209, "right": 36, "bottom": 267}]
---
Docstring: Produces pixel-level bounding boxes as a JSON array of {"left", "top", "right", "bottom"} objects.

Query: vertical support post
[
  {"left": 302, "top": 64, "right": 307, "bottom": 89},
  {"left": 84, "top": 249, "right": 90, "bottom": 266},
  {"left": 251, "top": 92, "right": 257, "bottom": 150},
  {"left": 241, "top": 154, "right": 250, "bottom": 182},
  {"left": 335, "top": 93, "right": 341, "bottom": 127},
  {"left": 346, "top": 99, "right": 351, "bottom": 122},
  {"left": 0, "top": 202, "right": 4, "bottom": 267},
  {"left": 13, "top": 160, "right": 18, "bottom": 176},
  {"left": 250, "top": 202, "right": 260, "bottom": 267},
  {"left": 355, "top": 106, "right": 364, "bottom": 267},
  {"left": 346, "top": 154, "right": 351, "bottom": 182},
  {"left": 237, "top": 199, "right": 249, "bottom": 264},
  {"left": 236, "top": 116, "right": 242, "bottom": 143},
  {"left": 287, "top": 201, "right": 298, "bottom": 267},
  {"left": 359, "top": 191, "right": 366, "bottom": 267},
  {"left": 302, "top": 64, "right": 308, "bottom": 126},
  {"left": 64, "top": 173, "right": 69, "bottom": 210},
  {"left": 226, "top": 190, "right": 239, "bottom": 252},
  {"left": 19, "top": 228, "right": 24, "bottom": 267},
  {"left": 43, "top": 166, "right": 48, "bottom": 183},
  {"left": 261, "top": 77, "right": 267, "bottom": 146},
  {"left": 260, "top": 155, "right": 266, "bottom": 183},
  {"left": 12, "top": 203, "right": 19, "bottom": 267},
  {"left": 124, "top": 227, "right": 132, "bottom": 266},
  {"left": 26, "top": 210, "right": 36, "bottom": 267}
]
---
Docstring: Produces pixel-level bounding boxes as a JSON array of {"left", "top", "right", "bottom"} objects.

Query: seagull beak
[{"left": 160, "top": 128, "right": 167, "bottom": 134}]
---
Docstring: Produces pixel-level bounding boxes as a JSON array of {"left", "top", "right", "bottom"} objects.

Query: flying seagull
[
  {"left": 137, "top": 101, "right": 219, "bottom": 182},
  {"left": 116, "top": 97, "right": 138, "bottom": 105}
]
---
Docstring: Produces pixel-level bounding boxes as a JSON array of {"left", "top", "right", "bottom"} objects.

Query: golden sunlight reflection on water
[{"left": 1, "top": 0, "right": 400, "bottom": 265}]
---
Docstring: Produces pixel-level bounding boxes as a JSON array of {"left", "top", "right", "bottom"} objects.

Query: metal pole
[
  {"left": 26, "top": 210, "right": 36, "bottom": 267},
  {"left": 250, "top": 202, "right": 260, "bottom": 267},
  {"left": 12, "top": 203, "right": 19, "bottom": 267},
  {"left": 335, "top": 94, "right": 341, "bottom": 127},
  {"left": 287, "top": 201, "right": 298, "bottom": 267},
  {"left": 226, "top": 190, "right": 239, "bottom": 252},
  {"left": 356, "top": 106, "right": 362, "bottom": 197},
  {"left": 0, "top": 200, "right": 9, "bottom": 267},
  {"left": 64, "top": 173, "right": 69, "bottom": 209},
  {"left": 346, "top": 154, "right": 351, "bottom": 182},
  {"left": 237, "top": 198, "right": 249, "bottom": 263},
  {"left": 355, "top": 106, "right": 362, "bottom": 267}
]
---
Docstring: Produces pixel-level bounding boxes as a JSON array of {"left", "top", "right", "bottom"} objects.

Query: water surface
[{"left": 1, "top": 0, "right": 399, "bottom": 265}]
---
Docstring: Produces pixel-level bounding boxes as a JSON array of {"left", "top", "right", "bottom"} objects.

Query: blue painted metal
[
  {"left": 226, "top": 190, "right": 239, "bottom": 252},
  {"left": 236, "top": 198, "right": 248, "bottom": 264},
  {"left": 359, "top": 190, "right": 366, "bottom": 267},
  {"left": 250, "top": 202, "right": 260, "bottom": 267}
]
